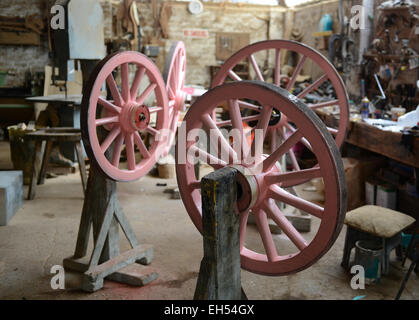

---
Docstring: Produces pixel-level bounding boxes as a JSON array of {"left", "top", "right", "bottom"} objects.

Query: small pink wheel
[
  {"left": 176, "top": 81, "right": 346, "bottom": 276},
  {"left": 211, "top": 40, "right": 349, "bottom": 154},
  {"left": 162, "top": 41, "right": 187, "bottom": 156},
  {"left": 81, "top": 51, "right": 169, "bottom": 182}
]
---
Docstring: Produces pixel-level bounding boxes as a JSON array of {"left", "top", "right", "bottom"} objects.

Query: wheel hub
[
  {"left": 119, "top": 102, "right": 150, "bottom": 132},
  {"left": 133, "top": 105, "right": 150, "bottom": 131},
  {"left": 231, "top": 160, "right": 281, "bottom": 213},
  {"left": 268, "top": 108, "right": 281, "bottom": 127}
]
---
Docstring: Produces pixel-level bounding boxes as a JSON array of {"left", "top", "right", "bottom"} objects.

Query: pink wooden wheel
[
  {"left": 176, "top": 81, "right": 346, "bottom": 276},
  {"left": 81, "top": 51, "right": 169, "bottom": 182},
  {"left": 211, "top": 40, "right": 349, "bottom": 153},
  {"left": 162, "top": 41, "right": 186, "bottom": 156}
]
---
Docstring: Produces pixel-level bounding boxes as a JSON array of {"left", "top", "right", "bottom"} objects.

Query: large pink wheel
[
  {"left": 81, "top": 51, "right": 169, "bottom": 182},
  {"left": 162, "top": 41, "right": 186, "bottom": 156},
  {"left": 211, "top": 40, "right": 349, "bottom": 154},
  {"left": 176, "top": 81, "right": 346, "bottom": 276}
]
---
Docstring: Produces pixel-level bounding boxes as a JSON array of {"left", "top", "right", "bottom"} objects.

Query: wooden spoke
[
  {"left": 106, "top": 74, "right": 124, "bottom": 106},
  {"left": 130, "top": 66, "right": 146, "bottom": 99},
  {"left": 202, "top": 114, "right": 238, "bottom": 163},
  {"left": 216, "top": 114, "right": 260, "bottom": 128},
  {"left": 254, "top": 208, "right": 278, "bottom": 262},
  {"left": 146, "top": 126, "right": 159, "bottom": 136},
  {"left": 269, "top": 185, "right": 324, "bottom": 219},
  {"left": 265, "top": 167, "right": 322, "bottom": 188},
  {"left": 228, "top": 70, "right": 242, "bottom": 81},
  {"left": 308, "top": 99, "right": 339, "bottom": 110},
  {"left": 286, "top": 55, "right": 307, "bottom": 91},
  {"left": 249, "top": 54, "right": 264, "bottom": 81},
  {"left": 328, "top": 127, "right": 338, "bottom": 136},
  {"left": 125, "top": 133, "right": 136, "bottom": 170},
  {"left": 148, "top": 106, "right": 164, "bottom": 113},
  {"left": 237, "top": 100, "right": 262, "bottom": 112},
  {"left": 263, "top": 130, "right": 303, "bottom": 172},
  {"left": 136, "top": 83, "right": 157, "bottom": 105},
  {"left": 121, "top": 63, "right": 130, "bottom": 102},
  {"left": 189, "top": 180, "right": 201, "bottom": 190},
  {"left": 134, "top": 131, "right": 151, "bottom": 159},
  {"left": 111, "top": 133, "right": 124, "bottom": 167},
  {"left": 189, "top": 145, "right": 227, "bottom": 169},
  {"left": 274, "top": 49, "right": 281, "bottom": 86},
  {"left": 283, "top": 123, "right": 312, "bottom": 152},
  {"left": 288, "top": 148, "right": 301, "bottom": 171},
  {"left": 263, "top": 200, "right": 308, "bottom": 251},
  {"left": 297, "top": 74, "right": 329, "bottom": 99},
  {"left": 98, "top": 97, "right": 121, "bottom": 114},
  {"left": 95, "top": 116, "right": 119, "bottom": 127},
  {"left": 100, "top": 126, "right": 121, "bottom": 153},
  {"left": 168, "top": 86, "right": 175, "bottom": 100},
  {"left": 240, "top": 210, "right": 250, "bottom": 251}
]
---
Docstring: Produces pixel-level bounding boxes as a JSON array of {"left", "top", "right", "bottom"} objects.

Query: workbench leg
[
  {"left": 194, "top": 167, "right": 243, "bottom": 300},
  {"left": 27, "top": 140, "right": 42, "bottom": 200},
  {"left": 38, "top": 140, "right": 52, "bottom": 185}
]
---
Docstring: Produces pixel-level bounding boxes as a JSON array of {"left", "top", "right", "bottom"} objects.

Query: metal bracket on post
[{"left": 194, "top": 167, "right": 247, "bottom": 300}]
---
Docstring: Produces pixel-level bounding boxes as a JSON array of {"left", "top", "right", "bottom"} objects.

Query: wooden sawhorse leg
[
  {"left": 74, "top": 141, "right": 87, "bottom": 194},
  {"left": 63, "top": 165, "right": 157, "bottom": 292}
]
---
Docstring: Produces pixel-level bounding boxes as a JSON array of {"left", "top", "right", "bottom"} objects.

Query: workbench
[
  {"left": 25, "top": 94, "right": 83, "bottom": 161},
  {"left": 0, "top": 89, "right": 34, "bottom": 129},
  {"left": 315, "top": 110, "right": 419, "bottom": 169}
]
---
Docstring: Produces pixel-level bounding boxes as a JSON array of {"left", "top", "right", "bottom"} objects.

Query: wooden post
[
  {"left": 63, "top": 59, "right": 157, "bottom": 292},
  {"left": 63, "top": 161, "right": 158, "bottom": 292},
  {"left": 194, "top": 167, "right": 244, "bottom": 300}
]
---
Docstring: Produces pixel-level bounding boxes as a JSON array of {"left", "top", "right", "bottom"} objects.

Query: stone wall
[
  {"left": 0, "top": 0, "right": 50, "bottom": 87},
  {"left": 4, "top": 0, "right": 388, "bottom": 90},
  {"left": 158, "top": 2, "right": 286, "bottom": 87}
]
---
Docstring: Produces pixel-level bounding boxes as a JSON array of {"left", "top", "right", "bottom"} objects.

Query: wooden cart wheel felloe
[
  {"left": 81, "top": 51, "right": 169, "bottom": 182},
  {"left": 162, "top": 41, "right": 187, "bottom": 156},
  {"left": 176, "top": 81, "right": 346, "bottom": 276},
  {"left": 211, "top": 40, "right": 350, "bottom": 152}
]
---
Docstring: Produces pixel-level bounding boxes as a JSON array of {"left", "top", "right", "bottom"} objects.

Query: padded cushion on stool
[{"left": 345, "top": 205, "right": 416, "bottom": 238}]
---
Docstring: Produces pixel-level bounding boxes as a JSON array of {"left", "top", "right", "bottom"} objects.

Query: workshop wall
[
  {"left": 0, "top": 0, "right": 50, "bottom": 88},
  {"left": 293, "top": 0, "right": 390, "bottom": 99},
  {"left": 132, "top": 1, "right": 286, "bottom": 87}
]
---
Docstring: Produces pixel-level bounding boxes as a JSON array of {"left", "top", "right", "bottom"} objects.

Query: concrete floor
[{"left": 0, "top": 142, "right": 418, "bottom": 300}]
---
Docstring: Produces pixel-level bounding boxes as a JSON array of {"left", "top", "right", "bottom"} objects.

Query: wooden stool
[
  {"left": 341, "top": 205, "right": 416, "bottom": 275},
  {"left": 26, "top": 127, "right": 87, "bottom": 200}
]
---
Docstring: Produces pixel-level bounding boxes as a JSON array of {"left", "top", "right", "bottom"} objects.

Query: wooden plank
[
  {"left": 194, "top": 167, "right": 242, "bottom": 300},
  {"left": 0, "top": 30, "right": 40, "bottom": 45},
  {"left": 74, "top": 142, "right": 87, "bottom": 193},
  {"left": 89, "top": 194, "right": 117, "bottom": 268},
  {"left": 114, "top": 202, "right": 140, "bottom": 249},
  {"left": 85, "top": 245, "right": 154, "bottom": 282}
]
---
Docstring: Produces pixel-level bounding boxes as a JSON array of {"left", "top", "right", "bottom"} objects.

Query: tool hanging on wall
[
  {"left": 328, "top": 0, "right": 355, "bottom": 80},
  {"left": 362, "top": 0, "right": 419, "bottom": 110},
  {"left": 116, "top": 0, "right": 141, "bottom": 51}
]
